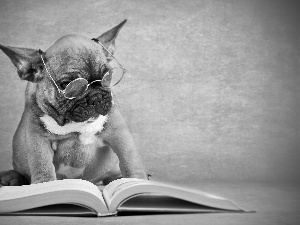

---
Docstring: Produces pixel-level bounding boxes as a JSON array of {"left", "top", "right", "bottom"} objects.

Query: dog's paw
[
  {"left": 128, "top": 172, "right": 148, "bottom": 180},
  {"left": 102, "top": 171, "right": 123, "bottom": 185},
  {"left": 0, "top": 170, "right": 29, "bottom": 186}
]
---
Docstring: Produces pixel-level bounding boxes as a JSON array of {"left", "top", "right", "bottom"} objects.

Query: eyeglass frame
[{"left": 39, "top": 39, "right": 127, "bottom": 99}]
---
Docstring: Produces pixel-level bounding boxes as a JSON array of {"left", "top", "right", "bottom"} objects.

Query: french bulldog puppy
[{"left": 0, "top": 20, "right": 147, "bottom": 186}]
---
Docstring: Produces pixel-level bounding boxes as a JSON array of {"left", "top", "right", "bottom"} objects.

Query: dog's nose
[{"left": 88, "top": 94, "right": 102, "bottom": 105}]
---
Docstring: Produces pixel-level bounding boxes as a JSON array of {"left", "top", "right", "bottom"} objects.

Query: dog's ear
[
  {"left": 0, "top": 44, "right": 43, "bottom": 82},
  {"left": 96, "top": 19, "right": 127, "bottom": 56}
]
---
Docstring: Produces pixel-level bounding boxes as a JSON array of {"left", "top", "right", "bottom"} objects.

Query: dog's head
[{"left": 0, "top": 20, "right": 127, "bottom": 126}]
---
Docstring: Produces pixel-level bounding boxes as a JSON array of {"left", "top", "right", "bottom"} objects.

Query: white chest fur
[{"left": 40, "top": 115, "right": 107, "bottom": 145}]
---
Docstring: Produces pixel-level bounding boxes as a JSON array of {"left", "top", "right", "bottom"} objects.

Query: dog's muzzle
[{"left": 68, "top": 88, "right": 112, "bottom": 122}]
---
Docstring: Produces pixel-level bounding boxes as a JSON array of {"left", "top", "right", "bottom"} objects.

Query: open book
[{"left": 0, "top": 178, "right": 248, "bottom": 216}]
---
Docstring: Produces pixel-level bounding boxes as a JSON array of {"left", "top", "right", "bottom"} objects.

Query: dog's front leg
[
  {"left": 109, "top": 128, "right": 146, "bottom": 179},
  {"left": 27, "top": 137, "right": 56, "bottom": 184},
  {"left": 105, "top": 107, "right": 147, "bottom": 179},
  {"left": 25, "top": 118, "right": 56, "bottom": 184}
]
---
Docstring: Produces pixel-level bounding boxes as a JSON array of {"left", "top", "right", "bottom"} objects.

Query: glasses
[{"left": 40, "top": 40, "right": 126, "bottom": 100}]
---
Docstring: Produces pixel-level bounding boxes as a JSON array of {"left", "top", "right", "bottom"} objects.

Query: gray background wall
[{"left": 0, "top": 0, "right": 299, "bottom": 184}]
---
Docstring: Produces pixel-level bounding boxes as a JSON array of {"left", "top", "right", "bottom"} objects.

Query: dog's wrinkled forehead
[{"left": 44, "top": 34, "right": 107, "bottom": 80}]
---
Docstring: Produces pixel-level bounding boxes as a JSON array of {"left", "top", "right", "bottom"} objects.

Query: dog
[{"left": 0, "top": 20, "right": 147, "bottom": 185}]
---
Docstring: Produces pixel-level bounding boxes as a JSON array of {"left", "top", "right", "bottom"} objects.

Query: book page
[
  {"left": 103, "top": 178, "right": 148, "bottom": 207},
  {"left": 103, "top": 178, "right": 246, "bottom": 213},
  {"left": 3, "top": 204, "right": 97, "bottom": 216},
  {"left": 0, "top": 179, "right": 100, "bottom": 201},
  {"left": 118, "top": 194, "right": 230, "bottom": 213},
  {"left": 0, "top": 179, "right": 108, "bottom": 215}
]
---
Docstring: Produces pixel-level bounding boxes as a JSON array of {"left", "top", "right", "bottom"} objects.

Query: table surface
[{"left": 0, "top": 181, "right": 299, "bottom": 225}]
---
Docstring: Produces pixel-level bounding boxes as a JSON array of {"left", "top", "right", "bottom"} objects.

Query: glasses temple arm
[{"left": 40, "top": 55, "right": 63, "bottom": 93}]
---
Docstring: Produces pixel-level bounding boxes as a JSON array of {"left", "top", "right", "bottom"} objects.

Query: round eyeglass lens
[{"left": 64, "top": 78, "right": 88, "bottom": 99}]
